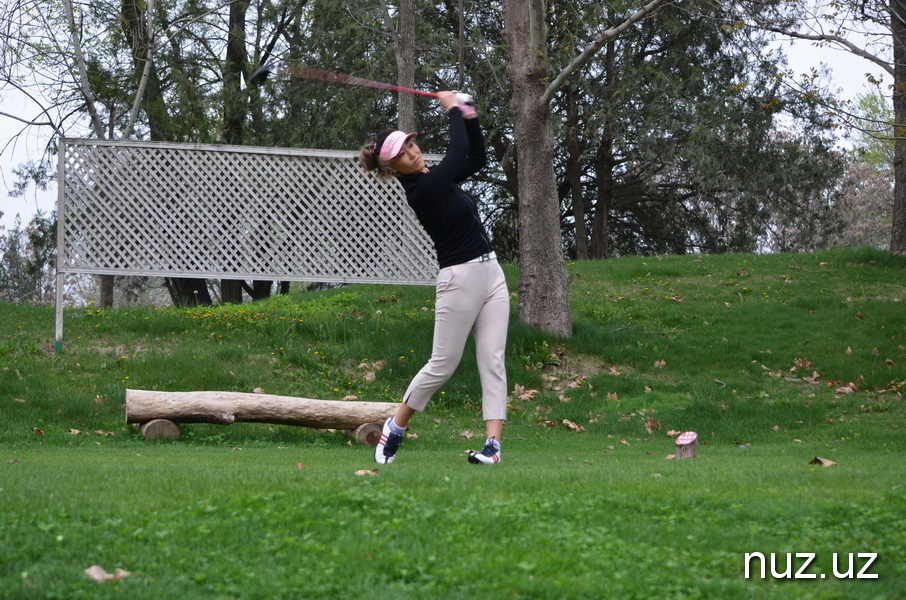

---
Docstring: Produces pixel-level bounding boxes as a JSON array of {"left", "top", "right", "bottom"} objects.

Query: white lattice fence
[{"left": 54, "top": 139, "right": 438, "bottom": 349}]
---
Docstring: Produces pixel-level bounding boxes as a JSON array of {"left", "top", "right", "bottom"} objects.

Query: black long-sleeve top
[{"left": 397, "top": 107, "right": 493, "bottom": 269}]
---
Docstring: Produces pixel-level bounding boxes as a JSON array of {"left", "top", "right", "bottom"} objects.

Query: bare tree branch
[
  {"left": 540, "top": 0, "right": 669, "bottom": 105},
  {"left": 758, "top": 23, "right": 894, "bottom": 77},
  {"left": 121, "top": 0, "right": 155, "bottom": 140},
  {"left": 60, "top": 0, "right": 105, "bottom": 138}
]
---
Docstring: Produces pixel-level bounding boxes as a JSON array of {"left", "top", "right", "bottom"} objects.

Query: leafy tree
[
  {"left": 0, "top": 213, "right": 56, "bottom": 304},
  {"left": 739, "top": 0, "right": 906, "bottom": 254},
  {"left": 827, "top": 91, "right": 895, "bottom": 249}
]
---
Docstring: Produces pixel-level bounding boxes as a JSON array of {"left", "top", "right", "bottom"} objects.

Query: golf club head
[{"left": 249, "top": 62, "right": 273, "bottom": 86}]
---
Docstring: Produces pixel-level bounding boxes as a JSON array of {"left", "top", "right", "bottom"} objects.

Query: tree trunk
[
  {"left": 590, "top": 40, "right": 617, "bottom": 260},
  {"left": 566, "top": 88, "right": 589, "bottom": 260},
  {"left": 503, "top": 0, "right": 573, "bottom": 338},
  {"left": 125, "top": 389, "right": 399, "bottom": 430},
  {"left": 99, "top": 275, "right": 114, "bottom": 307},
  {"left": 891, "top": 0, "right": 906, "bottom": 254},
  {"left": 398, "top": 0, "right": 417, "bottom": 132},
  {"left": 223, "top": 0, "right": 249, "bottom": 144},
  {"left": 164, "top": 277, "right": 212, "bottom": 306},
  {"left": 221, "top": 280, "right": 243, "bottom": 304},
  {"left": 380, "top": 0, "right": 417, "bottom": 131}
]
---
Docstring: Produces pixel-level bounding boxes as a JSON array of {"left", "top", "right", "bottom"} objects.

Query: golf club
[{"left": 249, "top": 63, "right": 474, "bottom": 105}]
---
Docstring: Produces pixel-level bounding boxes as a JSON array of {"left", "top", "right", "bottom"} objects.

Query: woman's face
[{"left": 391, "top": 139, "right": 426, "bottom": 175}]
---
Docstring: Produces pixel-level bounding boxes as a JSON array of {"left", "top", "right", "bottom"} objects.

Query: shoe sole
[{"left": 468, "top": 452, "right": 500, "bottom": 464}]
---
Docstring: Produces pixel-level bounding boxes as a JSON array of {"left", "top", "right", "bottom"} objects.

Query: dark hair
[{"left": 359, "top": 129, "right": 396, "bottom": 180}]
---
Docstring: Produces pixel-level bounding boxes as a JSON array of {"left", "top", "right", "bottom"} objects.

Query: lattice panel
[{"left": 59, "top": 139, "right": 437, "bottom": 285}]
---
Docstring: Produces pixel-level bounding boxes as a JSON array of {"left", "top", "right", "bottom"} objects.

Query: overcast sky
[{"left": 0, "top": 36, "right": 891, "bottom": 232}]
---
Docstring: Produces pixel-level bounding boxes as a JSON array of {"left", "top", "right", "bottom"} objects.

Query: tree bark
[
  {"left": 380, "top": 0, "right": 417, "bottom": 132},
  {"left": 891, "top": 0, "right": 906, "bottom": 254},
  {"left": 566, "top": 88, "right": 589, "bottom": 260},
  {"left": 99, "top": 275, "right": 114, "bottom": 307},
  {"left": 397, "top": 0, "right": 417, "bottom": 132},
  {"left": 221, "top": 280, "right": 243, "bottom": 304},
  {"left": 590, "top": 39, "right": 617, "bottom": 260},
  {"left": 503, "top": 0, "right": 573, "bottom": 337},
  {"left": 125, "top": 389, "right": 399, "bottom": 430},
  {"left": 164, "top": 277, "right": 212, "bottom": 306}
]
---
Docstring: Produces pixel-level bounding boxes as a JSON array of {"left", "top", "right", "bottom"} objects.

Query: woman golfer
[{"left": 360, "top": 91, "right": 509, "bottom": 465}]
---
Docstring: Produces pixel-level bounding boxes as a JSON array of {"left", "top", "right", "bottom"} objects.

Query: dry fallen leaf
[
  {"left": 803, "top": 371, "right": 821, "bottom": 384},
  {"left": 459, "top": 430, "right": 475, "bottom": 439},
  {"left": 31, "top": 427, "right": 44, "bottom": 436},
  {"left": 809, "top": 457, "right": 838, "bottom": 468},
  {"left": 562, "top": 419, "right": 586, "bottom": 433},
  {"left": 607, "top": 393, "right": 619, "bottom": 401},
  {"left": 84, "top": 565, "right": 132, "bottom": 582},
  {"left": 653, "top": 360, "right": 667, "bottom": 368},
  {"left": 342, "top": 395, "right": 358, "bottom": 400},
  {"left": 513, "top": 384, "right": 540, "bottom": 401},
  {"left": 354, "top": 469, "right": 378, "bottom": 477},
  {"left": 793, "top": 358, "right": 813, "bottom": 369},
  {"left": 666, "top": 430, "right": 681, "bottom": 438},
  {"left": 95, "top": 395, "right": 105, "bottom": 406},
  {"left": 253, "top": 387, "right": 264, "bottom": 394},
  {"left": 68, "top": 429, "right": 81, "bottom": 435},
  {"left": 645, "top": 417, "right": 661, "bottom": 433},
  {"left": 14, "top": 398, "right": 26, "bottom": 404}
]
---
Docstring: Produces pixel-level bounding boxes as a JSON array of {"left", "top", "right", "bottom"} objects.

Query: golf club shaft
[{"left": 288, "top": 66, "right": 438, "bottom": 99}]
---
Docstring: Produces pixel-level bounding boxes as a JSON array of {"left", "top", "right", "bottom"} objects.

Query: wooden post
[{"left": 675, "top": 431, "right": 698, "bottom": 459}]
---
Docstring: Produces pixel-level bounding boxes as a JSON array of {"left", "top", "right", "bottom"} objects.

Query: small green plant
[{"left": 517, "top": 340, "right": 561, "bottom": 371}]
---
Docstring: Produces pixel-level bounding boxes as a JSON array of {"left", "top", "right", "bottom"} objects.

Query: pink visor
[{"left": 379, "top": 131, "right": 418, "bottom": 161}]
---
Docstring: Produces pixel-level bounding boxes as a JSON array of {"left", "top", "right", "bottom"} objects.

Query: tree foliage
[
  {"left": 0, "top": 0, "right": 864, "bottom": 316},
  {"left": 0, "top": 213, "right": 56, "bottom": 304}
]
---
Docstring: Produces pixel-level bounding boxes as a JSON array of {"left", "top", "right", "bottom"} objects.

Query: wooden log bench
[{"left": 125, "top": 389, "right": 398, "bottom": 445}]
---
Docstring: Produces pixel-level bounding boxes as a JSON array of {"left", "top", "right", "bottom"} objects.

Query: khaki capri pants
[{"left": 403, "top": 258, "right": 509, "bottom": 421}]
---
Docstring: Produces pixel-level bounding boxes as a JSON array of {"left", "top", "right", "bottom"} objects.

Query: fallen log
[{"left": 125, "top": 389, "right": 398, "bottom": 431}]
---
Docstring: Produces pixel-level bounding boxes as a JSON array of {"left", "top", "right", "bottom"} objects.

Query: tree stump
[
  {"left": 140, "top": 419, "right": 181, "bottom": 441},
  {"left": 675, "top": 431, "right": 698, "bottom": 459}
]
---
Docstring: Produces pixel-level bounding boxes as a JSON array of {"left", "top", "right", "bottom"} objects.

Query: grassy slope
[{"left": 1, "top": 248, "right": 904, "bottom": 599}]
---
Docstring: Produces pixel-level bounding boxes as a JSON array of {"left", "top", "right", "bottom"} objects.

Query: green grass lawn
[{"left": 1, "top": 248, "right": 904, "bottom": 599}]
